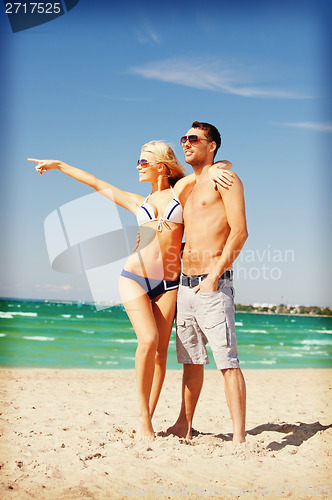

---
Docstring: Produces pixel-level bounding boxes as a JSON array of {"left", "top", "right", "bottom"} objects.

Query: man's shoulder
[
  {"left": 215, "top": 170, "right": 245, "bottom": 203},
  {"left": 226, "top": 170, "right": 241, "bottom": 182},
  {"left": 218, "top": 170, "right": 243, "bottom": 191}
]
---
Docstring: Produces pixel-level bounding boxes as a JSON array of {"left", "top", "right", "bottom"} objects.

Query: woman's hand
[
  {"left": 209, "top": 160, "right": 234, "bottom": 190},
  {"left": 28, "top": 158, "right": 61, "bottom": 175}
]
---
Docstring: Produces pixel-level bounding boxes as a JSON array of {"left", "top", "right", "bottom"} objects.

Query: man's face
[{"left": 181, "top": 127, "right": 213, "bottom": 166}]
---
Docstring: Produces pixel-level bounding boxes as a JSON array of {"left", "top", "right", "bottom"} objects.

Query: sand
[{"left": 0, "top": 368, "right": 331, "bottom": 499}]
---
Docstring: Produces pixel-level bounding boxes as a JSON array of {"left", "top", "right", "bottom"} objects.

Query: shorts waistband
[{"left": 180, "top": 271, "right": 233, "bottom": 288}]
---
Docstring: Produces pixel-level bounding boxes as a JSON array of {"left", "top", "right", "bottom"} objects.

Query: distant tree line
[{"left": 235, "top": 304, "right": 332, "bottom": 316}]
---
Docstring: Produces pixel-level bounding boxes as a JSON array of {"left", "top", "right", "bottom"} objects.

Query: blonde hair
[{"left": 141, "top": 140, "right": 186, "bottom": 187}]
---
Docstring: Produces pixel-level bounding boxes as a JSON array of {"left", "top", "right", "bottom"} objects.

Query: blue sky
[{"left": 1, "top": 0, "right": 331, "bottom": 307}]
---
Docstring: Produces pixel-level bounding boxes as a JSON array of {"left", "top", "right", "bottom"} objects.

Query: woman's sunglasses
[
  {"left": 137, "top": 159, "right": 149, "bottom": 166},
  {"left": 180, "top": 135, "right": 209, "bottom": 146}
]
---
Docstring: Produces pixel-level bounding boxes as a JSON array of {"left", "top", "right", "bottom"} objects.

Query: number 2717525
[{"left": 5, "top": 3, "right": 62, "bottom": 14}]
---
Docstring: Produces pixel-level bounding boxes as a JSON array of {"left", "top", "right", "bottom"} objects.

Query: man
[{"left": 170, "top": 121, "right": 248, "bottom": 444}]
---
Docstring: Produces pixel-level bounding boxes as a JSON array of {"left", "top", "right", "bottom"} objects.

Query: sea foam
[
  {"left": 23, "top": 336, "right": 55, "bottom": 342},
  {"left": 0, "top": 311, "right": 38, "bottom": 318}
]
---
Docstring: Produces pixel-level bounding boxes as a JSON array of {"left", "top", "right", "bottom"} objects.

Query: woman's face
[{"left": 137, "top": 151, "right": 160, "bottom": 183}]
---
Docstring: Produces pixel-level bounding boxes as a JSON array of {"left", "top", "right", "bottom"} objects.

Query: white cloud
[
  {"left": 130, "top": 57, "right": 312, "bottom": 99},
  {"left": 136, "top": 28, "right": 160, "bottom": 44},
  {"left": 273, "top": 122, "right": 332, "bottom": 133},
  {"left": 148, "top": 29, "right": 159, "bottom": 44}
]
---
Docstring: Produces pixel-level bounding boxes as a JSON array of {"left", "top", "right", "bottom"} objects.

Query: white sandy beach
[{"left": 0, "top": 368, "right": 331, "bottom": 499}]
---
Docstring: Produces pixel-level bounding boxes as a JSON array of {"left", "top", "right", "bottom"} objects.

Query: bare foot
[
  {"left": 232, "top": 435, "right": 246, "bottom": 445},
  {"left": 166, "top": 421, "right": 192, "bottom": 439},
  {"left": 135, "top": 418, "right": 155, "bottom": 441}
]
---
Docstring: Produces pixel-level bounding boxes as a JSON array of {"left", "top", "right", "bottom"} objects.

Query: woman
[{"left": 29, "top": 141, "right": 232, "bottom": 440}]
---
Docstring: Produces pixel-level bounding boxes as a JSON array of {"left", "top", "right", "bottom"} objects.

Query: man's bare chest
[{"left": 184, "top": 182, "right": 222, "bottom": 220}]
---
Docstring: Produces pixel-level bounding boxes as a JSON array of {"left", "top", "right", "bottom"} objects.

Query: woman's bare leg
[
  {"left": 149, "top": 289, "right": 177, "bottom": 418},
  {"left": 119, "top": 276, "right": 158, "bottom": 440}
]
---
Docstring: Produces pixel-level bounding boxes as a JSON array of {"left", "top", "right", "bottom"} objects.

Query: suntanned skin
[
  {"left": 28, "top": 153, "right": 234, "bottom": 442},
  {"left": 170, "top": 126, "right": 248, "bottom": 444}
]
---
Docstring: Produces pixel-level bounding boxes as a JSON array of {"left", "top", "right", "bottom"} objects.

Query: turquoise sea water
[{"left": 0, "top": 299, "right": 331, "bottom": 369}]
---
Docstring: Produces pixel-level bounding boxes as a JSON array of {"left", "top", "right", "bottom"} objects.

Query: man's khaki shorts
[{"left": 176, "top": 277, "right": 240, "bottom": 369}]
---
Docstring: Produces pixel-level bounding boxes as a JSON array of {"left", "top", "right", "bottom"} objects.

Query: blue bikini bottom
[{"left": 120, "top": 270, "right": 179, "bottom": 300}]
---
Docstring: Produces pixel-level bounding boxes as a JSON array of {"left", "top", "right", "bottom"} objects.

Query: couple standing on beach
[{"left": 30, "top": 120, "right": 248, "bottom": 444}]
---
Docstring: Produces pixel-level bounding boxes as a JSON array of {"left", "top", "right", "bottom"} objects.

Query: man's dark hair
[{"left": 192, "top": 121, "right": 221, "bottom": 158}]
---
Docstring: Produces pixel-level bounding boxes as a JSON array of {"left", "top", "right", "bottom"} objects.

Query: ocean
[{"left": 0, "top": 299, "right": 331, "bottom": 369}]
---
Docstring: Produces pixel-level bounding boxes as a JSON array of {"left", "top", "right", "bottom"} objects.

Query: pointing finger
[{"left": 27, "top": 158, "right": 42, "bottom": 163}]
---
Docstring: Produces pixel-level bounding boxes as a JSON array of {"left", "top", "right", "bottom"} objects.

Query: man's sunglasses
[
  {"left": 180, "top": 135, "right": 209, "bottom": 146},
  {"left": 137, "top": 159, "right": 149, "bottom": 166}
]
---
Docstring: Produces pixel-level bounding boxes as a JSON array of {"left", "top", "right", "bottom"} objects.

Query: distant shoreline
[
  {"left": 235, "top": 310, "right": 332, "bottom": 318},
  {"left": 1, "top": 297, "right": 331, "bottom": 318}
]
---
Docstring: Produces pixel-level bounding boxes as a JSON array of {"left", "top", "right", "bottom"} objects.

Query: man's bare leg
[
  {"left": 221, "top": 368, "right": 246, "bottom": 444},
  {"left": 167, "top": 364, "right": 204, "bottom": 439}
]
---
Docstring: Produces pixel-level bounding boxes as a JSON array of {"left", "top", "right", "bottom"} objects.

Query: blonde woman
[{"left": 29, "top": 141, "right": 232, "bottom": 440}]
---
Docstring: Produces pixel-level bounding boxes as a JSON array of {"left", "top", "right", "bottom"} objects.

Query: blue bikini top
[{"left": 136, "top": 187, "right": 183, "bottom": 231}]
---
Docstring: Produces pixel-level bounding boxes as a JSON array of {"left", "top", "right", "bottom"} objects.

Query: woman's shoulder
[
  {"left": 173, "top": 173, "right": 194, "bottom": 191},
  {"left": 172, "top": 174, "right": 195, "bottom": 198}
]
